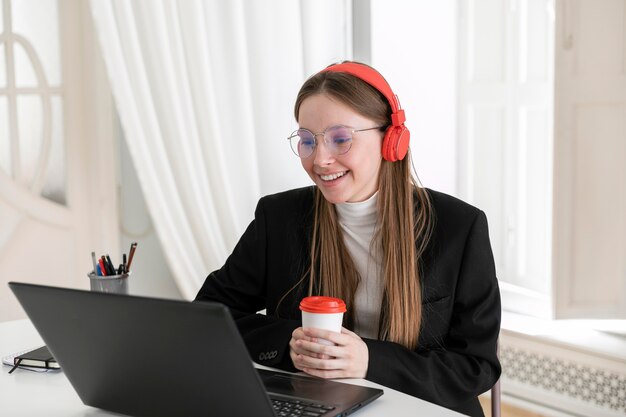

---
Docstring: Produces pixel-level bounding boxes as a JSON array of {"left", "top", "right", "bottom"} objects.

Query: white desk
[{"left": 0, "top": 319, "right": 463, "bottom": 417}]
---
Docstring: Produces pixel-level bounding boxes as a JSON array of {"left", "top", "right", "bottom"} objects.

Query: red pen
[{"left": 98, "top": 258, "right": 107, "bottom": 276}]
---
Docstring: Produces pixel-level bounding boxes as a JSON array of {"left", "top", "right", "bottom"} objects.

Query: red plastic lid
[{"left": 299, "top": 296, "right": 347, "bottom": 314}]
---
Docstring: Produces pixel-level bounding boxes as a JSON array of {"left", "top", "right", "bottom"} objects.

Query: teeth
[{"left": 320, "top": 171, "right": 347, "bottom": 181}]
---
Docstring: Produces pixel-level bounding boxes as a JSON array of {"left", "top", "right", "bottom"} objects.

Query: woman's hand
[{"left": 289, "top": 327, "right": 369, "bottom": 379}]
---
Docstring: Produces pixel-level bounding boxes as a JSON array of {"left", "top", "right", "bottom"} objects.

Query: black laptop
[{"left": 9, "top": 282, "right": 383, "bottom": 417}]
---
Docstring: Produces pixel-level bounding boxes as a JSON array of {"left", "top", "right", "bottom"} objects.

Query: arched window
[{"left": 0, "top": 0, "right": 66, "bottom": 205}]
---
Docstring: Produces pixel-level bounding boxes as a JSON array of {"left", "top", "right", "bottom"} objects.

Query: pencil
[{"left": 126, "top": 242, "right": 138, "bottom": 272}]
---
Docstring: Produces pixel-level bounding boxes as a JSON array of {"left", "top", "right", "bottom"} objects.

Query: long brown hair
[{"left": 292, "top": 64, "right": 433, "bottom": 350}]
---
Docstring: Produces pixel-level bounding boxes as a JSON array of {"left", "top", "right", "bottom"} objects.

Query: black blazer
[{"left": 195, "top": 186, "right": 501, "bottom": 417}]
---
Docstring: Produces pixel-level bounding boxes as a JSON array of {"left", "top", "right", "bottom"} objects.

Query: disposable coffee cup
[
  {"left": 299, "top": 296, "right": 346, "bottom": 345},
  {"left": 87, "top": 271, "right": 130, "bottom": 294}
]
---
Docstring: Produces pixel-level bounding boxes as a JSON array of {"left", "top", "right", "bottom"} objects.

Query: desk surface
[{"left": 1, "top": 319, "right": 462, "bottom": 417}]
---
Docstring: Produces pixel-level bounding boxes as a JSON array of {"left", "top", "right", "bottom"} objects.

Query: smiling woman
[{"left": 196, "top": 61, "right": 502, "bottom": 417}]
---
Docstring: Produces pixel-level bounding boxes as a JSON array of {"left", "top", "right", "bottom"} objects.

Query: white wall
[{"left": 370, "top": 0, "right": 458, "bottom": 195}]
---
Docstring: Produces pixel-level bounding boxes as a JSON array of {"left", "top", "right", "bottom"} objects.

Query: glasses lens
[
  {"left": 327, "top": 126, "right": 353, "bottom": 155},
  {"left": 289, "top": 129, "right": 315, "bottom": 158}
]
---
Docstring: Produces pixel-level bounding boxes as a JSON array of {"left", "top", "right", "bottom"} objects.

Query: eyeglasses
[{"left": 287, "top": 125, "right": 384, "bottom": 159}]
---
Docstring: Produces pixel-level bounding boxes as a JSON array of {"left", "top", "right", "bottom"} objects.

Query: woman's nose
[{"left": 313, "top": 138, "right": 335, "bottom": 166}]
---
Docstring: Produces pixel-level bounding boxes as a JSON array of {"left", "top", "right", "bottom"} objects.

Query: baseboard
[{"left": 500, "top": 393, "right": 578, "bottom": 417}]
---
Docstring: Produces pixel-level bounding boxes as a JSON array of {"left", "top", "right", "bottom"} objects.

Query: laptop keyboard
[{"left": 271, "top": 398, "right": 335, "bottom": 416}]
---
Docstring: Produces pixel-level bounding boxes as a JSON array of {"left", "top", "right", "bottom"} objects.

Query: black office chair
[
  {"left": 490, "top": 341, "right": 501, "bottom": 417},
  {"left": 491, "top": 378, "right": 501, "bottom": 417}
]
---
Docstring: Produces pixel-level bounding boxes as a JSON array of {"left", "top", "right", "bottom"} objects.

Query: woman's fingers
[{"left": 290, "top": 326, "right": 369, "bottom": 378}]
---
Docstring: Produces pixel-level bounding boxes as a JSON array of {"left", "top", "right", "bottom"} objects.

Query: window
[
  {"left": 365, "top": 0, "right": 626, "bottom": 321},
  {"left": 366, "top": 0, "right": 556, "bottom": 318},
  {"left": 0, "top": 0, "right": 66, "bottom": 205},
  {"left": 457, "top": 0, "right": 555, "bottom": 317}
]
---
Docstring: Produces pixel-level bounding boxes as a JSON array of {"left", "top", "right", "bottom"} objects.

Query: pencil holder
[{"left": 87, "top": 271, "right": 130, "bottom": 294}]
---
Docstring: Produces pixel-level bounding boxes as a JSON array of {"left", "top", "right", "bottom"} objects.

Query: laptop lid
[{"left": 9, "top": 282, "right": 382, "bottom": 417}]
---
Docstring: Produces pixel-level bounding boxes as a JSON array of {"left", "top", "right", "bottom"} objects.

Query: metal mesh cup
[{"left": 87, "top": 271, "right": 130, "bottom": 294}]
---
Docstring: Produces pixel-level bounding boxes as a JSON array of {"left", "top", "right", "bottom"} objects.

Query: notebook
[
  {"left": 9, "top": 282, "right": 383, "bottom": 417},
  {"left": 6, "top": 345, "right": 60, "bottom": 373}
]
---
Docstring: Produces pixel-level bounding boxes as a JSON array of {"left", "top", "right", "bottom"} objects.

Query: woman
[{"left": 196, "top": 61, "right": 501, "bottom": 416}]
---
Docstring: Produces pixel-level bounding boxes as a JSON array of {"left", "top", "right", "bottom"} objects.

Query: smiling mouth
[{"left": 319, "top": 171, "right": 348, "bottom": 181}]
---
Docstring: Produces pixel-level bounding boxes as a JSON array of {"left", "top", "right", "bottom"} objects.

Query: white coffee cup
[{"left": 299, "top": 296, "right": 347, "bottom": 345}]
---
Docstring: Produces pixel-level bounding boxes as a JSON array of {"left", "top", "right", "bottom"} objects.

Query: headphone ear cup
[
  {"left": 382, "top": 125, "right": 410, "bottom": 162},
  {"left": 381, "top": 128, "right": 393, "bottom": 161}
]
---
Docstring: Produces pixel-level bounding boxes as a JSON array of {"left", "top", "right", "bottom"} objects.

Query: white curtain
[{"left": 89, "top": 0, "right": 350, "bottom": 299}]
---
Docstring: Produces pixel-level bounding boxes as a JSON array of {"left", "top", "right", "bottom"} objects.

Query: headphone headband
[{"left": 321, "top": 62, "right": 405, "bottom": 126}]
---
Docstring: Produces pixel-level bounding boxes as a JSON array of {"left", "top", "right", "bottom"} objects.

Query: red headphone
[{"left": 321, "top": 62, "right": 409, "bottom": 162}]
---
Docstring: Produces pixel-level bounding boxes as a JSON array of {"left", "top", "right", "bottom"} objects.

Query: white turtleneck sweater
[{"left": 335, "top": 193, "right": 383, "bottom": 340}]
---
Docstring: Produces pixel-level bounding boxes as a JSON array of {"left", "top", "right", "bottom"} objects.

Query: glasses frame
[{"left": 287, "top": 125, "right": 385, "bottom": 159}]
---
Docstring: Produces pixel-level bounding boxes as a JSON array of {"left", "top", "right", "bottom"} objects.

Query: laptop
[{"left": 9, "top": 282, "right": 383, "bottom": 417}]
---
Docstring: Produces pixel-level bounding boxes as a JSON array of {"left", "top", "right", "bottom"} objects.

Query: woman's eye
[{"left": 332, "top": 136, "right": 351, "bottom": 145}]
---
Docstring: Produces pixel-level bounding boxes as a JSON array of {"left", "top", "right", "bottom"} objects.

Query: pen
[
  {"left": 122, "top": 254, "right": 127, "bottom": 273},
  {"left": 96, "top": 264, "right": 102, "bottom": 276},
  {"left": 105, "top": 255, "right": 115, "bottom": 275},
  {"left": 126, "top": 242, "right": 138, "bottom": 272},
  {"left": 102, "top": 256, "right": 113, "bottom": 276},
  {"left": 98, "top": 258, "right": 107, "bottom": 276},
  {"left": 101, "top": 256, "right": 109, "bottom": 275},
  {"left": 91, "top": 252, "right": 97, "bottom": 274}
]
